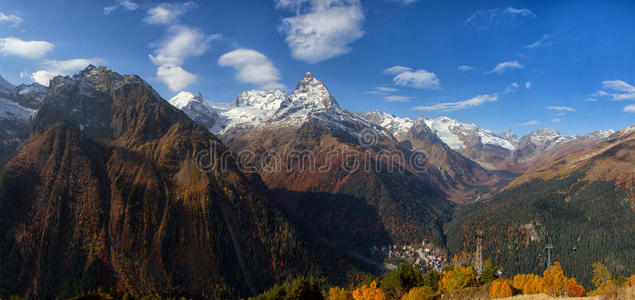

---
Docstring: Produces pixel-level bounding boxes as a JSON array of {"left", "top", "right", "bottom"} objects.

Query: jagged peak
[
  {"left": 291, "top": 72, "right": 340, "bottom": 112},
  {"left": 528, "top": 128, "right": 561, "bottom": 137},
  {"left": 169, "top": 91, "right": 196, "bottom": 109},
  {"left": 0, "top": 74, "right": 15, "bottom": 94}
]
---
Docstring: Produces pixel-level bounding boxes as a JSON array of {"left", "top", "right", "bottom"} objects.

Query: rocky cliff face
[{"left": 0, "top": 66, "right": 332, "bottom": 299}]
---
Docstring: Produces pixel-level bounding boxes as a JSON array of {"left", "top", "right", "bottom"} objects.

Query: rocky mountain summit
[{"left": 0, "top": 66, "right": 337, "bottom": 299}]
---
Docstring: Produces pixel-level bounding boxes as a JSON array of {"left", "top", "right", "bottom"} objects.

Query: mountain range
[
  {"left": 0, "top": 67, "right": 632, "bottom": 298},
  {"left": 168, "top": 75, "right": 615, "bottom": 176}
]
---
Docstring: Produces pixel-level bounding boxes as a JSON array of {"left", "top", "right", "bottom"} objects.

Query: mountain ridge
[
  {"left": 169, "top": 78, "right": 614, "bottom": 175},
  {"left": 0, "top": 65, "right": 346, "bottom": 299}
]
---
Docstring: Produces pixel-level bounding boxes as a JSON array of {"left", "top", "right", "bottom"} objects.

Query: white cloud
[
  {"left": 366, "top": 86, "right": 399, "bottom": 95},
  {"left": 31, "top": 58, "right": 104, "bottom": 86},
  {"left": 149, "top": 25, "right": 220, "bottom": 91},
  {"left": 556, "top": 112, "right": 566, "bottom": 116},
  {"left": 593, "top": 80, "right": 635, "bottom": 101},
  {"left": 503, "top": 7, "right": 535, "bottom": 18},
  {"left": 484, "top": 61, "right": 523, "bottom": 75},
  {"left": 156, "top": 65, "right": 197, "bottom": 91},
  {"left": 526, "top": 34, "right": 552, "bottom": 49},
  {"left": 525, "top": 81, "right": 532, "bottom": 89},
  {"left": 547, "top": 106, "right": 575, "bottom": 112},
  {"left": 624, "top": 104, "right": 635, "bottom": 112},
  {"left": 384, "top": 65, "right": 412, "bottom": 75},
  {"left": 412, "top": 94, "right": 497, "bottom": 112},
  {"left": 458, "top": 65, "right": 475, "bottom": 72},
  {"left": 0, "top": 37, "right": 54, "bottom": 59},
  {"left": 602, "top": 80, "right": 635, "bottom": 93},
  {"left": 277, "top": 0, "right": 365, "bottom": 63},
  {"left": 503, "top": 82, "right": 519, "bottom": 94},
  {"left": 384, "top": 95, "right": 412, "bottom": 102},
  {"left": 0, "top": 12, "right": 22, "bottom": 27},
  {"left": 144, "top": 2, "right": 196, "bottom": 25},
  {"left": 394, "top": 70, "right": 440, "bottom": 89},
  {"left": 519, "top": 120, "right": 538, "bottom": 126},
  {"left": 149, "top": 26, "right": 217, "bottom": 66},
  {"left": 584, "top": 97, "right": 597, "bottom": 102},
  {"left": 384, "top": 66, "right": 440, "bottom": 89},
  {"left": 465, "top": 7, "right": 535, "bottom": 29},
  {"left": 551, "top": 118, "right": 561, "bottom": 122},
  {"left": 374, "top": 86, "right": 398, "bottom": 92},
  {"left": 104, "top": 0, "right": 139, "bottom": 14},
  {"left": 218, "top": 49, "right": 284, "bottom": 89}
]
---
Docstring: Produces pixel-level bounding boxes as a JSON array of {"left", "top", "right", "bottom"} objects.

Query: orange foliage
[
  {"left": 352, "top": 280, "right": 386, "bottom": 300},
  {"left": 511, "top": 274, "right": 542, "bottom": 294},
  {"left": 490, "top": 278, "right": 514, "bottom": 298},
  {"left": 540, "top": 262, "right": 568, "bottom": 297},
  {"left": 566, "top": 277, "right": 585, "bottom": 297},
  {"left": 401, "top": 286, "right": 435, "bottom": 300}
]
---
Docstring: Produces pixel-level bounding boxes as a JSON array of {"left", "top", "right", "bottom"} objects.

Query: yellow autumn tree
[
  {"left": 439, "top": 266, "right": 475, "bottom": 291},
  {"left": 540, "top": 262, "right": 568, "bottom": 297},
  {"left": 511, "top": 274, "right": 542, "bottom": 294},
  {"left": 329, "top": 286, "right": 353, "bottom": 300},
  {"left": 489, "top": 278, "right": 514, "bottom": 298},
  {"left": 352, "top": 280, "right": 386, "bottom": 300},
  {"left": 566, "top": 277, "right": 585, "bottom": 297},
  {"left": 401, "top": 286, "right": 435, "bottom": 300},
  {"left": 588, "top": 261, "right": 617, "bottom": 296},
  {"left": 592, "top": 261, "right": 612, "bottom": 289}
]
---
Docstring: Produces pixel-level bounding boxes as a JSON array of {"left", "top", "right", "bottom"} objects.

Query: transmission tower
[
  {"left": 545, "top": 244, "right": 554, "bottom": 269},
  {"left": 474, "top": 230, "right": 483, "bottom": 274}
]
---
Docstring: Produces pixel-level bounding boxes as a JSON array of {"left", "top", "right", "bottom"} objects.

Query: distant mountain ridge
[
  {"left": 170, "top": 82, "right": 614, "bottom": 174},
  {"left": 171, "top": 73, "right": 499, "bottom": 198}
]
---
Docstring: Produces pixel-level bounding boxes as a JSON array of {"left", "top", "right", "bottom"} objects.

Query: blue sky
[{"left": 1, "top": 0, "right": 634, "bottom": 136}]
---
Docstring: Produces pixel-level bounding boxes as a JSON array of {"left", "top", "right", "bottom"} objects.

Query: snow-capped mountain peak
[
  {"left": 585, "top": 129, "right": 615, "bottom": 139},
  {"left": 290, "top": 72, "right": 340, "bottom": 113},
  {"left": 524, "top": 128, "right": 575, "bottom": 148},
  {"left": 357, "top": 110, "right": 414, "bottom": 139},
  {"left": 235, "top": 89, "right": 288, "bottom": 110},
  {"left": 499, "top": 129, "right": 519, "bottom": 144},
  {"left": 169, "top": 91, "right": 197, "bottom": 109}
]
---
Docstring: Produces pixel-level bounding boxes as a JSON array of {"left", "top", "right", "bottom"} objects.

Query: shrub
[
  {"left": 439, "top": 266, "right": 475, "bottom": 291},
  {"left": 328, "top": 287, "right": 352, "bottom": 300},
  {"left": 351, "top": 281, "right": 385, "bottom": 300},
  {"left": 423, "top": 270, "right": 440, "bottom": 291},
  {"left": 401, "top": 286, "right": 435, "bottom": 300},
  {"left": 380, "top": 264, "right": 424, "bottom": 298},
  {"left": 566, "top": 277, "right": 585, "bottom": 297},
  {"left": 511, "top": 274, "right": 542, "bottom": 294},
  {"left": 251, "top": 277, "right": 323, "bottom": 300},
  {"left": 489, "top": 279, "right": 513, "bottom": 298}
]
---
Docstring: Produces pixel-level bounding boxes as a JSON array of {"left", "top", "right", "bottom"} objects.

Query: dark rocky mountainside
[
  {"left": 191, "top": 74, "right": 503, "bottom": 251},
  {"left": 0, "top": 66, "right": 340, "bottom": 299}
]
